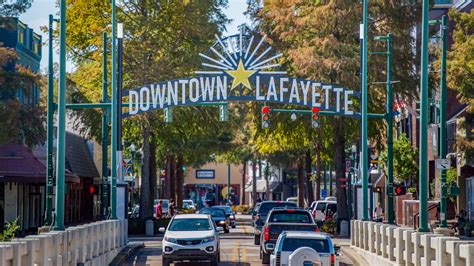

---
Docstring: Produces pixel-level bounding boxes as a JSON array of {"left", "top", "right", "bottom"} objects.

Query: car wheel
[
  {"left": 225, "top": 226, "right": 230, "bottom": 234},
  {"left": 254, "top": 234, "right": 260, "bottom": 245},
  {"left": 210, "top": 254, "right": 219, "bottom": 266},
  {"left": 262, "top": 251, "right": 270, "bottom": 264},
  {"left": 162, "top": 257, "right": 171, "bottom": 266},
  {"left": 232, "top": 225, "right": 236, "bottom": 228}
]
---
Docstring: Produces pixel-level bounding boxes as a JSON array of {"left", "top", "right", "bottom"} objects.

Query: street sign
[
  {"left": 321, "top": 189, "right": 327, "bottom": 198},
  {"left": 345, "top": 160, "right": 351, "bottom": 172},
  {"left": 436, "top": 159, "right": 451, "bottom": 170}
]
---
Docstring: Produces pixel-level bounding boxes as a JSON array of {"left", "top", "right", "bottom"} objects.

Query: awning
[{"left": 245, "top": 179, "right": 279, "bottom": 193}]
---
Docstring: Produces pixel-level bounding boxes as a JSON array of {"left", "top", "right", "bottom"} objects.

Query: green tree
[
  {"left": 380, "top": 134, "right": 418, "bottom": 185},
  {"left": 248, "top": 0, "right": 420, "bottom": 220}
]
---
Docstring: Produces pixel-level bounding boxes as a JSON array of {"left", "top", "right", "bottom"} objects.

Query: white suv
[
  {"left": 269, "top": 231, "right": 335, "bottom": 266},
  {"left": 160, "top": 214, "right": 222, "bottom": 266}
]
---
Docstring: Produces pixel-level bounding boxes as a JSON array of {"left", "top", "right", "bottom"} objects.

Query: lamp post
[
  {"left": 418, "top": 0, "right": 430, "bottom": 232},
  {"left": 110, "top": 0, "right": 117, "bottom": 220},
  {"left": 361, "top": 0, "right": 370, "bottom": 221},
  {"left": 130, "top": 143, "right": 136, "bottom": 210}
]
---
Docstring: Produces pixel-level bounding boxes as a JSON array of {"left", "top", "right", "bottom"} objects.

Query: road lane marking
[
  {"left": 232, "top": 240, "right": 238, "bottom": 262},
  {"left": 242, "top": 245, "right": 247, "bottom": 262}
]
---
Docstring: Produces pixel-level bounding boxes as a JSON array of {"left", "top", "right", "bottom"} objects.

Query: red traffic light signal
[
  {"left": 89, "top": 185, "right": 95, "bottom": 194},
  {"left": 311, "top": 107, "right": 320, "bottom": 128},
  {"left": 262, "top": 106, "right": 270, "bottom": 115},
  {"left": 262, "top": 106, "right": 271, "bottom": 129}
]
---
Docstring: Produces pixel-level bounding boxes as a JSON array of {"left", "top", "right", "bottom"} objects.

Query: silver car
[{"left": 160, "top": 214, "right": 222, "bottom": 266}]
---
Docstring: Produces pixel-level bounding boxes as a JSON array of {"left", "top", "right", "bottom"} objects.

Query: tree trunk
[
  {"left": 306, "top": 149, "right": 314, "bottom": 204},
  {"left": 149, "top": 133, "right": 157, "bottom": 202},
  {"left": 316, "top": 143, "right": 322, "bottom": 201},
  {"left": 252, "top": 158, "right": 257, "bottom": 207},
  {"left": 264, "top": 162, "right": 270, "bottom": 201},
  {"left": 164, "top": 154, "right": 171, "bottom": 199},
  {"left": 241, "top": 161, "right": 246, "bottom": 205},
  {"left": 175, "top": 154, "right": 184, "bottom": 209},
  {"left": 169, "top": 154, "right": 176, "bottom": 203},
  {"left": 334, "top": 120, "right": 348, "bottom": 221},
  {"left": 139, "top": 127, "right": 152, "bottom": 219},
  {"left": 297, "top": 158, "right": 305, "bottom": 208}
]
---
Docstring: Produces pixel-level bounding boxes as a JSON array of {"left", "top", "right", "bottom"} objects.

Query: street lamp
[{"left": 129, "top": 143, "right": 136, "bottom": 210}]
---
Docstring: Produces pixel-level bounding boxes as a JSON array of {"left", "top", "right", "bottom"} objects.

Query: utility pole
[
  {"left": 227, "top": 163, "right": 231, "bottom": 204},
  {"left": 101, "top": 32, "right": 109, "bottom": 219},
  {"left": 361, "top": 0, "right": 370, "bottom": 220},
  {"left": 45, "top": 14, "right": 56, "bottom": 226},
  {"left": 374, "top": 33, "right": 395, "bottom": 224},
  {"left": 110, "top": 0, "right": 118, "bottom": 219},
  {"left": 329, "top": 163, "right": 333, "bottom": 196},
  {"left": 418, "top": 0, "right": 430, "bottom": 232},
  {"left": 53, "top": 0, "right": 67, "bottom": 230},
  {"left": 438, "top": 15, "right": 448, "bottom": 228}
]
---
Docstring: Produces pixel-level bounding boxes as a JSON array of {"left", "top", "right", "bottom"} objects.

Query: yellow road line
[
  {"left": 232, "top": 240, "right": 238, "bottom": 262},
  {"left": 243, "top": 225, "right": 248, "bottom": 234},
  {"left": 242, "top": 245, "right": 247, "bottom": 263}
]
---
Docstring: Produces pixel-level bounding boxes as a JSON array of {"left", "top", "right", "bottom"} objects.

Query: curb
[
  {"left": 340, "top": 246, "right": 368, "bottom": 266},
  {"left": 110, "top": 242, "right": 145, "bottom": 266}
]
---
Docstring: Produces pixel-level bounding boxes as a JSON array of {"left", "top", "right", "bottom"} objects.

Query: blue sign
[{"left": 321, "top": 189, "right": 327, "bottom": 198}]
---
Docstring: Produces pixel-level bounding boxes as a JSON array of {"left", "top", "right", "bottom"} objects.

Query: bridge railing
[
  {"left": 0, "top": 219, "right": 127, "bottom": 266},
  {"left": 351, "top": 220, "right": 474, "bottom": 266}
]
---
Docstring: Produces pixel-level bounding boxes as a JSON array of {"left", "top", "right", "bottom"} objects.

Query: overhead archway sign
[{"left": 123, "top": 33, "right": 359, "bottom": 118}]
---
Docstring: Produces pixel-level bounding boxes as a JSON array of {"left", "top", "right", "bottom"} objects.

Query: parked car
[
  {"left": 200, "top": 207, "right": 230, "bottom": 233},
  {"left": 269, "top": 231, "right": 335, "bottom": 266},
  {"left": 260, "top": 208, "right": 319, "bottom": 264},
  {"left": 154, "top": 199, "right": 170, "bottom": 217},
  {"left": 214, "top": 205, "right": 236, "bottom": 228},
  {"left": 160, "top": 214, "right": 222, "bottom": 266},
  {"left": 312, "top": 200, "right": 337, "bottom": 222},
  {"left": 253, "top": 201, "right": 298, "bottom": 245},
  {"left": 183, "top": 199, "right": 196, "bottom": 210}
]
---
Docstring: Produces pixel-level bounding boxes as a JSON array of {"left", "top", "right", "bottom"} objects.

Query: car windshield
[
  {"left": 200, "top": 208, "right": 226, "bottom": 217},
  {"left": 282, "top": 238, "right": 330, "bottom": 253},
  {"left": 259, "top": 202, "right": 297, "bottom": 215},
  {"left": 269, "top": 212, "right": 312, "bottom": 223},
  {"left": 316, "top": 202, "right": 327, "bottom": 211},
  {"left": 168, "top": 218, "right": 213, "bottom": 231}
]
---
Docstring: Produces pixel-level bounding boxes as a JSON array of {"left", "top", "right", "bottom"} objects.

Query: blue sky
[{"left": 20, "top": 0, "right": 250, "bottom": 73}]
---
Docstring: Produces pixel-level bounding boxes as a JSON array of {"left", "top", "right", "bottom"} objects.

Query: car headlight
[
  {"left": 218, "top": 220, "right": 226, "bottom": 224},
  {"left": 203, "top": 236, "right": 215, "bottom": 243},
  {"left": 164, "top": 236, "right": 177, "bottom": 243}
]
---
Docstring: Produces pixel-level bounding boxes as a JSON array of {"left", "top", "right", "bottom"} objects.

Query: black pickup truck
[{"left": 259, "top": 208, "right": 319, "bottom": 264}]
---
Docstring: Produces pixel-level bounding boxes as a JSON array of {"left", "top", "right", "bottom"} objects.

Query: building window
[
  {"left": 18, "top": 31, "right": 24, "bottom": 45},
  {"left": 33, "top": 43, "right": 39, "bottom": 54}
]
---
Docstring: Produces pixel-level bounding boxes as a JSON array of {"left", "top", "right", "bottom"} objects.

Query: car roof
[
  {"left": 282, "top": 231, "right": 330, "bottom": 239},
  {"left": 173, "top": 214, "right": 209, "bottom": 219}
]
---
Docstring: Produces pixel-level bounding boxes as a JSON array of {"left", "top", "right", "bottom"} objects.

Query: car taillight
[
  {"left": 330, "top": 254, "right": 335, "bottom": 265},
  {"left": 315, "top": 227, "right": 319, "bottom": 232},
  {"left": 264, "top": 227, "right": 270, "bottom": 241}
]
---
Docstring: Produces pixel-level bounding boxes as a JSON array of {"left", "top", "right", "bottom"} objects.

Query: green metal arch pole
[
  {"left": 227, "top": 163, "right": 231, "bottom": 204},
  {"left": 361, "top": 0, "right": 369, "bottom": 221},
  {"left": 53, "top": 0, "right": 67, "bottom": 230},
  {"left": 45, "top": 14, "right": 54, "bottom": 226},
  {"left": 323, "top": 162, "right": 327, "bottom": 196},
  {"left": 418, "top": 0, "right": 430, "bottom": 232},
  {"left": 439, "top": 15, "right": 448, "bottom": 228},
  {"left": 329, "top": 163, "right": 333, "bottom": 196},
  {"left": 101, "top": 32, "right": 109, "bottom": 219},
  {"left": 110, "top": 0, "right": 118, "bottom": 220},
  {"left": 386, "top": 33, "right": 395, "bottom": 224}
]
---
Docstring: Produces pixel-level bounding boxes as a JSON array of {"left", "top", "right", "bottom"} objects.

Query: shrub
[
  {"left": 0, "top": 219, "right": 19, "bottom": 241},
  {"left": 232, "top": 205, "right": 250, "bottom": 214}
]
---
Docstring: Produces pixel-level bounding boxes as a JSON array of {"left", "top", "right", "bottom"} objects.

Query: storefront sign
[{"left": 196, "top": 169, "right": 215, "bottom": 179}]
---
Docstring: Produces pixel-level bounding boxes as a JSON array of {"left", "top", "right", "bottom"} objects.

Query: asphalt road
[{"left": 124, "top": 224, "right": 261, "bottom": 266}]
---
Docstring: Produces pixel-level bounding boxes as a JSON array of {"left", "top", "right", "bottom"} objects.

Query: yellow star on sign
[{"left": 226, "top": 59, "right": 256, "bottom": 89}]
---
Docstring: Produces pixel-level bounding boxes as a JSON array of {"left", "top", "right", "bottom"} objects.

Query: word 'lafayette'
[{"left": 128, "top": 75, "right": 356, "bottom": 115}]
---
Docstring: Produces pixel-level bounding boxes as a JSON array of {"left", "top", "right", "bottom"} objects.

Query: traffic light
[
  {"left": 393, "top": 184, "right": 407, "bottom": 196},
  {"left": 89, "top": 185, "right": 98, "bottom": 194},
  {"left": 261, "top": 106, "right": 270, "bottom": 129},
  {"left": 311, "top": 107, "right": 320, "bottom": 128}
]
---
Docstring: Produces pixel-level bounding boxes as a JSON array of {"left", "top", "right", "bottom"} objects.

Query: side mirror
[
  {"left": 256, "top": 219, "right": 264, "bottom": 227},
  {"left": 334, "top": 245, "right": 341, "bottom": 255},
  {"left": 216, "top": 227, "right": 224, "bottom": 232},
  {"left": 158, "top": 227, "right": 166, "bottom": 233}
]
